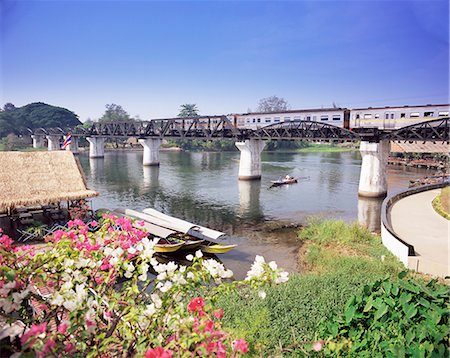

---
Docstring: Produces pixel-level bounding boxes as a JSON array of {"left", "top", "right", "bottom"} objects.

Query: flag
[{"left": 62, "top": 133, "right": 72, "bottom": 149}]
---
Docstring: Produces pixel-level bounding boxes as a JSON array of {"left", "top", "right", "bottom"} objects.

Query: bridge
[{"left": 27, "top": 116, "right": 449, "bottom": 198}]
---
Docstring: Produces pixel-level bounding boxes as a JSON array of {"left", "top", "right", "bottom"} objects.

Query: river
[{"left": 78, "top": 150, "right": 432, "bottom": 279}]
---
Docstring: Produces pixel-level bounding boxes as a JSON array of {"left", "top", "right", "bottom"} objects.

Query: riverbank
[{"left": 218, "top": 219, "right": 449, "bottom": 356}]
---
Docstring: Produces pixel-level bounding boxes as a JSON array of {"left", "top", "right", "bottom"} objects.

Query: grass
[
  {"left": 217, "top": 220, "right": 403, "bottom": 355},
  {"left": 432, "top": 186, "right": 450, "bottom": 220},
  {"left": 296, "top": 144, "right": 356, "bottom": 153}
]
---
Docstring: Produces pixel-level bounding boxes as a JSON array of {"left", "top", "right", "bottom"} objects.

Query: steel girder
[
  {"left": 250, "top": 120, "right": 360, "bottom": 141},
  {"left": 382, "top": 118, "right": 449, "bottom": 143},
  {"left": 72, "top": 116, "right": 240, "bottom": 139}
]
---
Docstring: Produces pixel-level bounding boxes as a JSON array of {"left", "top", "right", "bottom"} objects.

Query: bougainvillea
[{"left": 0, "top": 215, "right": 289, "bottom": 356}]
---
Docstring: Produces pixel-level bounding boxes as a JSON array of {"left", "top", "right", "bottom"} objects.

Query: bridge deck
[{"left": 390, "top": 189, "right": 449, "bottom": 277}]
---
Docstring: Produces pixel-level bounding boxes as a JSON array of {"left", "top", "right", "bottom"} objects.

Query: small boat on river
[
  {"left": 200, "top": 241, "right": 237, "bottom": 254},
  {"left": 270, "top": 176, "right": 298, "bottom": 188}
]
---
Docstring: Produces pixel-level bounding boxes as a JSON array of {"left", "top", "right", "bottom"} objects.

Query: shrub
[
  {"left": 318, "top": 272, "right": 449, "bottom": 356},
  {"left": 0, "top": 217, "right": 289, "bottom": 356}
]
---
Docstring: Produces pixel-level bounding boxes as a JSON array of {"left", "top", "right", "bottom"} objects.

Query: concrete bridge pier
[
  {"left": 65, "top": 136, "right": 79, "bottom": 154},
  {"left": 87, "top": 137, "right": 105, "bottom": 158},
  {"left": 358, "top": 140, "right": 389, "bottom": 197},
  {"left": 235, "top": 139, "right": 266, "bottom": 180},
  {"left": 139, "top": 138, "right": 162, "bottom": 166},
  {"left": 31, "top": 135, "right": 45, "bottom": 148},
  {"left": 46, "top": 135, "right": 61, "bottom": 151}
]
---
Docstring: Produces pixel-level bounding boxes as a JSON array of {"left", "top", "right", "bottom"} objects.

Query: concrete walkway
[{"left": 390, "top": 189, "right": 449, "bottom": 277}]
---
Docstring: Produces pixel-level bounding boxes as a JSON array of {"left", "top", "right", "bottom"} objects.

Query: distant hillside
[{"left": 0, "top": 102, "right": 81, "bottom": 137}]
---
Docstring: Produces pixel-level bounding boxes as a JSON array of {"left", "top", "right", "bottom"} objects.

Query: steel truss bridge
[{"left": 29, "top": 116, "right": 449, "bottom": 143}]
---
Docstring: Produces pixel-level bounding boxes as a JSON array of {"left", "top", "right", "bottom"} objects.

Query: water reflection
[
  {"left": 143, "top": 166, "right": 160, "bottom": 188},
  {"left": 89, "top": 158, "right": 104, "bottom": 180},
  {"left": 358, "top": 196, "right": 384, "bottom": 232},
  {"left": 238, "top": 180, "right": 264, "bottom": 221}
]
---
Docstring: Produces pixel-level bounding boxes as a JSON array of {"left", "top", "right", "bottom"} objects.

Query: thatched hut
[{"left": 0, "top": 151, "right": 98, "bottom": 213}]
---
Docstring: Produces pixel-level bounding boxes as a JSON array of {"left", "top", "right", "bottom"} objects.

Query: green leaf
[
  {"left": 402, "top": 303, "right": 417, "bottom": 319},
  {"left": 345, "top": 305, "right": 357, "bottom": 323},
  {"left": 374, "top": 303, "right": 388, "bottom": 320},
  {"left": 399, "top": 292, "right": 412, "bottom": 305}
]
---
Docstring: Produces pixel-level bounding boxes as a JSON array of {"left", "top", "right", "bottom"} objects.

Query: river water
[{"left": 78, "top": 150, "right": 431, "bottom": 279}]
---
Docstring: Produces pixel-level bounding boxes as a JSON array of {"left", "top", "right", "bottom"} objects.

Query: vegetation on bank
[
  {"left": 296, "top": 143, "right": 356, "bottom": 153},
  {"left": 432, "top": 186, "right": 450, "bottom": 220},
  {"left": 0, "top": 102, "right": 81, "bottom": 137},
  {"left": 218, "top": 220, "right": 448, "bottom": 356}
]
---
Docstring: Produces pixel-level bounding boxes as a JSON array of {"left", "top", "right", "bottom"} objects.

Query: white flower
[
  {"left": 143, "top": 303, "right": 156, "bottom": 317},
  {"left": 151, "top": 293, "right": 162, "bottom": 309},
  {"left": 268, "top": 261, "right": 278, "bottom": 271},
  {"left": 186, "top": 254, "right": 194, "bottom": 261},
  {"left": 63, "top": 300, "right": 77, "bottom": 311},
  {"left": 158, "top": 281, "right": 173, "bottom": 293},
  {"left": 275, "top": 271, "right": 289, "bottom": 284},
  {"left": 255, "top": 255, "right": 265, "bottom": 264},
  {"left": 127, "top": 247, "right": 137, "bottom": 255},
  {"left": 195, "top": 250, "right": 203, "bottom": 258},
  {"left": 187, "top": 272, "right": 195, "bottom": 280},
  {"left": 138, "top": 272, "right": 148, "bottom": 281},
  {"left": 50, "top": 293, "right": 64, "bottom": 306},
  {"left": 258, "top": 290, "right": 267, "bottom": 299},
  {"left": 166, "top": 262, "right": 178, "bottom": 275}
]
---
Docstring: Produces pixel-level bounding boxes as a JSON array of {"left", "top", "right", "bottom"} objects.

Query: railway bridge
[{"left": 27, "top": 116, "right": 449, "bottom": 198}]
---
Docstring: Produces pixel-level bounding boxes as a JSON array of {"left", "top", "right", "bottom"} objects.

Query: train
[{"left": 230, "top": 104, "right": 449, "bottom": 131}]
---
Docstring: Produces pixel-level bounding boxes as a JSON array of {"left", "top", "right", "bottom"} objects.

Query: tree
[
  {"left": 99, "top": 104, "right": 131, "bottom": 122},
  {"left": 3, "top": 103, "right": 16, "bottom": 111},
  {"left": 178, "top": 104, "right": 199, "bottom": 117},
  {"left": 256, "top": 96, "right": 290, "bottom": 113}
]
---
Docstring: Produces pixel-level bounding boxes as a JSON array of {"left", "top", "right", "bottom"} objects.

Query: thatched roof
[{"left": 0, "top": 151, "right": 98, "bottom": 212}]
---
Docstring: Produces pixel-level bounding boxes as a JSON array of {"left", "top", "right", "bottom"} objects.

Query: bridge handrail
[{"left": 381, "top": 180, "right": 450, "bottom": 258}]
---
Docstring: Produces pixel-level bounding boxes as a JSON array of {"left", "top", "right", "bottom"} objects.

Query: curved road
[{"left": 390, "top": 189, "right": 449, "bottom": 277}]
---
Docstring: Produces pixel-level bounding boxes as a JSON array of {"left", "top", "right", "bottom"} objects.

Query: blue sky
[{"left": 1, "top": 0, "right": 448, "bottom": 121}]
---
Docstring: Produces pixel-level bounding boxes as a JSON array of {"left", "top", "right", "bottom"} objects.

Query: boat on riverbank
[{"left": 112, "top": 208, "right": 236, "bottom": 254}]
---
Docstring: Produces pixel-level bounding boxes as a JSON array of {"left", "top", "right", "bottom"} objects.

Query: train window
[
  {"left": 274, "top": 118, "right": 280, "bottom": 123},
  {"left": 332, "top": 115, "right": 341, "bottom": 120},
  {"left": 246, "top": 119, "right": 250, "bottom": 123},
  {"left": 410, "top": 112, "right": 420, "bottom": 118},
  {"left": 320, "top": 115, "right": 329, "bottom": 121},
  {"left": 385, "top": 114, "right": 389, "bottom": 119},
  {"left": 374, "top": 114, "right": 380, "bottom": 119},
  {"left": 252, "top": 118, "right": 256, "bottom": 123},
  {"left": 364, "top": 114, "right": 372, "bottom": 119},
  {"left": 356, "top": 114, "right": 360, "bottom": 119},
  {"left": 294, "top": 116, "right": 300, "bottom": 120},
  {"left": 438, "top": 111, "right": 449, "bottom": 116},
  {"left": 313, "top": 116, "right": 317, "bottom": 120},
  {"left": 265, "top": 119, "right": 271, "bottom": 123},
  {"left": 306, "top": 116, "right": 311, "bottom": 120},
  {"left": 391, "top": 113, "right": 394, "bottom": 119},
  {"left": 284, "top": 117, "right": 291, "bottom": 121},
  {"left": 257, "top": 118, "right": 261, "bottom": 123},
  {"left": 424, "top": 112, "right": 434, "bottom": 117},
  {"left": 400, "top": 113, "right": 406, "bottom": 118}
]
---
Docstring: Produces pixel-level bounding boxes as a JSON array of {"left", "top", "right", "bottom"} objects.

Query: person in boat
[{"left": 285, "top": 175, "right": 292, "bottom": 180}]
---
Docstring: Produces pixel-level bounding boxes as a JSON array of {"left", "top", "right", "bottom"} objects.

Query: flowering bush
[{"left": 0, "top": 215, "right": 289, "bottom": 356}]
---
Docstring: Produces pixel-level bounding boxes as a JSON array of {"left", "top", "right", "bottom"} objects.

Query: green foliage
[
  {"left": 0, "top": 102, "right": 81, "bottom": 137},
  {"left": 298, "top": 220, "right": 401, "bottom": 277},
  {"left": 167, "top": 139, "right": 237, "bottom": 151},
  {"left": 432, "top": 187, "right": 450, "bottom": 220},
  {"left": 178, "top": 104, "right": 199, "bottom": 118},
  {"left": 319, "top": 272, "right": 449, "bottom": 356},
  {"left": 98, "top": 103, "right": 132, "bottom": 122}
]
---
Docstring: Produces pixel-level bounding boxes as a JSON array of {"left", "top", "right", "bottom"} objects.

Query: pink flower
[
  {"left": 20, "top": 323, "right": 47, "bottom": 346},
  {"left": 216, "top": 342, "right": 227, "bottom": 358},
  {"left": 204, "top": 319, "right": 214, "bottom": 332},
  {"left": 64, "top": 342, "right": 75, "bottom": 354},
  {"left": 313, "top": 340, "right": 324, "bottom": 352},
  {"left": 90, "top": 220, "right": 98, "bottom": 227},
  {"left": 94, "top": 275, "right": 104, "bottom": 285},
  {"left": 233, "top": 339, "right": 249, "bottom": 354},
  {"left": 187, "top": 297, "right": 205, "bottom": 313},
  {"left": 138, "top": 220, "right": 145, "bottom": 226},
  {"left": 58, "top": 321, "right": 68, "bottom": 335},
  {"left": 214, "top": 308, "right": 224, "bottom": 320},
  {"left": 144, "top": 347, "right": 173, "bottom": 358}
]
